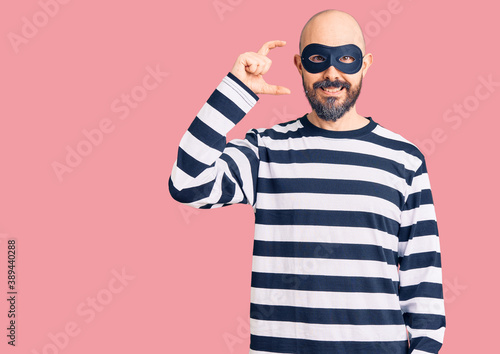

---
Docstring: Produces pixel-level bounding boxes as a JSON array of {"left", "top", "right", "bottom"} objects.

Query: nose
[{"left": 322, "top": 65, "right": 342, "bottom": 81}]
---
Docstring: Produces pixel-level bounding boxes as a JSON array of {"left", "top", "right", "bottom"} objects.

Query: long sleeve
[
  {"left": 168, "top": 72, "right": 261, "bottom": 209},
  {"left": 398, "top": 158, "right": 446, "bottom": 353}
]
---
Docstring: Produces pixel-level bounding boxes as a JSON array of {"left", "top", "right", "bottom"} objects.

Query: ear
[
  {"left": 294, "top": 54, "right": 303, "bottom": 76},
  {"left": 360, "top": 53, "right": 373, "bottom": 77}
]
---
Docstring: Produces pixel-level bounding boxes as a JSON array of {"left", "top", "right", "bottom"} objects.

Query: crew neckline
[{"left": 299, "top": 114, "right": 378, "bottom": 138}]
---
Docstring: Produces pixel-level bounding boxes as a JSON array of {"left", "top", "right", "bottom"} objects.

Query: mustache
[{"left": 313, "top": 79, "right": 351, "bottom": 91}]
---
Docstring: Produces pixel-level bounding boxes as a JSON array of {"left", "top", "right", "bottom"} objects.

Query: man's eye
[
  {"left": 308, "top": 55, "right": 326, "bottom": 63},
  {"left": 339, "top": 56, "right": 355, "bottom": 63}
]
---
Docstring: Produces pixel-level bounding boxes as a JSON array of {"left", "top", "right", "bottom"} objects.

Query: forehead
[{"left": 301, "top": 18, "right": 364, "bottom": 53}]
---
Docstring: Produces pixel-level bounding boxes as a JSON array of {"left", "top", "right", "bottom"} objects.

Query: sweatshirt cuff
[{"left": 226, "top": 72, "right": 260, "bottom": 102}]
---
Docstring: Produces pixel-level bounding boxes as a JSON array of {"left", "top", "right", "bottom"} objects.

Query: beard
[{"left": 302, "top": 74, "right": 363, "bottom": 122}]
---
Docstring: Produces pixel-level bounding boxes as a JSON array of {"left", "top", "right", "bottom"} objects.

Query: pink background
[{"left": 1, "top": 0, "right": 498, "bottom": 353}]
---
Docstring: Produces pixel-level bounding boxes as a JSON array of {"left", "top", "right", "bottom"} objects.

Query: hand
[{"left": 230, "top": 40, "right": 291, "bottom": 95}]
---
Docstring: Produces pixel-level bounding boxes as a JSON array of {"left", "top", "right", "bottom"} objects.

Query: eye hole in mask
[
  {"left": 301, "top": 43, "right": 364, "bottom": 75},
  {"left": 308, "top": 55, "right": 356, "bottom": 64}
]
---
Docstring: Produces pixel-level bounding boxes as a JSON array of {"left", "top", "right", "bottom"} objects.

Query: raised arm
[{"left": 168, "top": 40, "right": 290, "bottom": 209}]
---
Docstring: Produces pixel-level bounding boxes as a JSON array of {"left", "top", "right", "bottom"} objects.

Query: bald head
[{"left": 299, "top": 9, "right": 366, "bottom": 55}]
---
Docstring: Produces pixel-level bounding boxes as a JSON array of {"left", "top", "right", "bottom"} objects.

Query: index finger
[{"left": 257, "top": 40, "right": 286, "bottom": 56}]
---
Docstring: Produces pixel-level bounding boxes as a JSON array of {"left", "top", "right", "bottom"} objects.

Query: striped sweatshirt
[{"left": 169, "top": 72, "right": 446, "bottom": 354}]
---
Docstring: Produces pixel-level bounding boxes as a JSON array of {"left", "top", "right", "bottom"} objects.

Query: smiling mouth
[{"left": 320, "top": 86, "right": 344, "bottom": 94}]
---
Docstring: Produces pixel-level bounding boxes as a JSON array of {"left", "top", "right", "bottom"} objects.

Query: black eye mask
[{"left": 301, "top": 43, "right": 364, "bottom": 74}]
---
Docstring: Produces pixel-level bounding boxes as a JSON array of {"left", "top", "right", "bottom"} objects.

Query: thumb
[{"left": 260, "top": 83, "right": 291, "bottom": 95}]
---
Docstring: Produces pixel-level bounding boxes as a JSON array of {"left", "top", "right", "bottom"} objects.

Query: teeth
[{"left": 323, "top": 87, "right": 341, "bottom": 93}]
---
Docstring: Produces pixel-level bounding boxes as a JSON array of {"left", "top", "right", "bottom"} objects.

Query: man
[{"left": 169, "top": 9, "right": 445, "bottom": 354}]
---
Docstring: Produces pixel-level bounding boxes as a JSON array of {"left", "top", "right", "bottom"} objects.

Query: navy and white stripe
[{"left": 169, "top": 72, "right": 445, "bottom": 353}]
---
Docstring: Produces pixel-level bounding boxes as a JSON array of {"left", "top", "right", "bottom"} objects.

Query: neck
[{"left": 307, "top": 106, "right": 369, "bottom": 131}]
